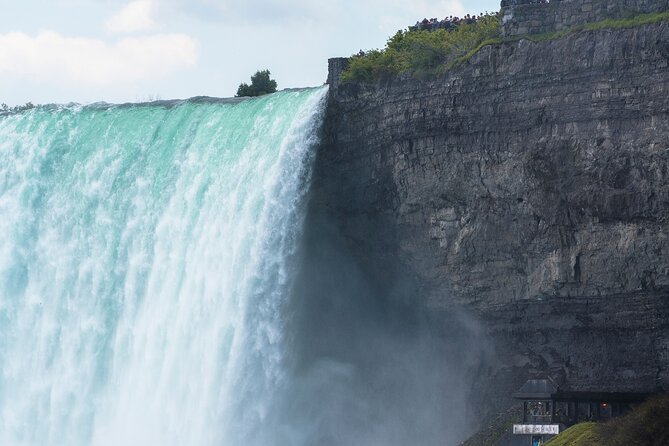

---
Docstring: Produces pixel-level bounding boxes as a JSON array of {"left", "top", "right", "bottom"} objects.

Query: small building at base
[{"left": 511, "top": 378, "right": 650, "bottom": 445}]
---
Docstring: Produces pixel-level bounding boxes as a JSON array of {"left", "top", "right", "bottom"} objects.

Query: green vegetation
[
  {"left": 583, "top": 10, "right": 669, "bottom": 32},
  {"left": 235, "top": 69, "right": 278, "bottom": 97},
  {"left": 545, "top": 423, "right": 598, "bottom": 446},
  {"left": 452, "top": 10, "right": 669, "bottom": 68},
  {"left": 546, "top": 394, "right": 669, "bottom": 446},
  {"left": 341, "top": 13, "right": 501, "bottom": 82},
  {"left": 596, "top": 394, "right": 669, "bottom": 446},
  {"left": 342, "top": 10, "right": 669, "bottom": 83}
]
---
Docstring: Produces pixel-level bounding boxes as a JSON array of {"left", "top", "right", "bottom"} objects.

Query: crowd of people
[
  {"left": 409, "top": 13, "right": 490, "bottom": 32},
  {"left": 500, "top": 0, "right": 551, "bottom": 6},
  {"left": 409, "top": 0, "right": 551, "bottom": 33}
]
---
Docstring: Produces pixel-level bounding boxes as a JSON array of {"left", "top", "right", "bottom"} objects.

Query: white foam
[{"left": 0, "top": 87, "right": 328, "bottom": 446}]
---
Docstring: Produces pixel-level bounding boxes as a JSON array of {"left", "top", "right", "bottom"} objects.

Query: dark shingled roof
[
  {"left": 513, "top": 379, "right": 559, "bottom": 399},
  {"left": 512, "top": 378, "right": 655, "bottom": 402}
]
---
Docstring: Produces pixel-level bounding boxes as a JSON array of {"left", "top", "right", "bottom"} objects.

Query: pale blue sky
[{"left": 0, "top": 0, "right": 500, "bottom": 105}]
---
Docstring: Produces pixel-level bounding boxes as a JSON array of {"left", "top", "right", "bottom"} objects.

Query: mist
[{"left": 267, "top": 193, "right": 491, "bottom": 446}]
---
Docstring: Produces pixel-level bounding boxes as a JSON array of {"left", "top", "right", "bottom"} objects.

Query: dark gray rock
[
  {"left": 501, "top": 0, "right": 669, "bottom": 37},
  {"left": 317, "top": 22, "right": 669, "bottom": 421}
]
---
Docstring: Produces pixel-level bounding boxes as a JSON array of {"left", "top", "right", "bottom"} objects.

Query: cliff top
[{"left": 329, "top": 1, "right": 669, "bottom": 86}]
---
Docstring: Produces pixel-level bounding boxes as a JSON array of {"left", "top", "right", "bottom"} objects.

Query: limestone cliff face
[{"left": 315, "top": 22, "right": 669, "bottom": 413}]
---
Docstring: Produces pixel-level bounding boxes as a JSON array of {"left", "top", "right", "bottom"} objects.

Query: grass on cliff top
[
  {"left": 342, "top": 10, "right": 669, "bottom": 83},
  {"left": 340, "top": 13, "right": 501, "bottom": 83},
  {"left": 546, "top": 394, "right": 669, "bottom": 446}
]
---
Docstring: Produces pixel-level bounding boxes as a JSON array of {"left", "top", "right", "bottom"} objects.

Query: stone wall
[
  {"left": 501, "top": 0, "right": 669, "bottom": 36},
  {"left": 320, "top": 21, "right": 669, "bottom": 420}
]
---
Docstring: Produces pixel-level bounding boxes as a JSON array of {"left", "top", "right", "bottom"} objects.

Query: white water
[{"left": 0, "top": 87, "right": 328, "bottom": 446}]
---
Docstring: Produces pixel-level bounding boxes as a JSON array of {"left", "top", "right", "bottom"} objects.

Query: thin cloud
[
  {"left": 166, "top": 0, "right": 466, "bottom": 25},
  {"left": 0, "top": 31, "right": 197, "bottom": 86},
  {"left": 107, "top": 0, "right": 157, "bottom": 34},
  {"left": 410, "top": 0, "right": 466, "bottom": 19}
]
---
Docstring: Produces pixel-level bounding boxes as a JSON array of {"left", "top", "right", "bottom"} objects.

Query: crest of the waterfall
[{"left": 0, "top": 87, "right": 328, "bottom": 446}]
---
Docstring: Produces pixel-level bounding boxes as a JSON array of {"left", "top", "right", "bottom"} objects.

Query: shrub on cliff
[
  {"left": 236, "top": 70, "right": 277, "bottom": 97},
  {"left": 341, "top": 13, "right": 501, "bottom": 82}
]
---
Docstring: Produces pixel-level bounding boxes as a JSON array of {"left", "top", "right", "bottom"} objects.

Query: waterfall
[{"left": 0, "top": 87, "right": 328, "bottom": 446}]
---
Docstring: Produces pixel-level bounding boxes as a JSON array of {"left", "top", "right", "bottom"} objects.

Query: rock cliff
[
  {"left": 501, "top": 0, "right": 669, "bottom": 36},
  {"left": 314, "top": 18, "right": 669, "bottom": 419}
]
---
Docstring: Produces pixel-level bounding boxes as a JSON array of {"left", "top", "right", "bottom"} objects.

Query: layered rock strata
[{"left": 316, "top": 22, "right": 669, "bottom": 417}]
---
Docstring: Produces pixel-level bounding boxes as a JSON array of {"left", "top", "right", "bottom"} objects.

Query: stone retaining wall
[{"left": 501, "top": 0, "right": 669, "bottom": 36}]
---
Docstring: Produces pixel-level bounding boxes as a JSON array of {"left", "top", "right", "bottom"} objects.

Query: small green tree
[{"left": 236, "top": 69, "right": 278, "bottom": 97}]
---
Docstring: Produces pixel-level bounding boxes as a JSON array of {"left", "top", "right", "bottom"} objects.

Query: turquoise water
[{"left": 0, "top": 87, "right": 328, "bottom": 446}]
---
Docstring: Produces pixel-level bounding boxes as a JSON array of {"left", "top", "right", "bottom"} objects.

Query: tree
[{"left": 235, "top": 69, "right": 278, "bottom": 97}]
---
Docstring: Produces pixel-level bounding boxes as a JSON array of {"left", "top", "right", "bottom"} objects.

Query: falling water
[{"left": 0, "top": 87, "right": 328, "bottom": 446}]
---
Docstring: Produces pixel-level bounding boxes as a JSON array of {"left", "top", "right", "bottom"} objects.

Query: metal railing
[{"left": 526, "top": 414, "right": 553, "bottom": 423}]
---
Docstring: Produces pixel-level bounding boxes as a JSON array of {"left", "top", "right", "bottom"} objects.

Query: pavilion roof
[{"left": 513, "top": 378, "right": 559, "bottom": 399}]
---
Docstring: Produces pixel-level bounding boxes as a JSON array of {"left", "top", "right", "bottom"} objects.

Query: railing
[
  {"left": 501, "top": 0, "right": 554, "bottom": 6},
  {"left": 526, "top": 414, "right": 553, "bottom": 423}
]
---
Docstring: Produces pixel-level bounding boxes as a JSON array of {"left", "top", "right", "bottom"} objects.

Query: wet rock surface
[{"left": 316, "top": 23, "right": 669, "bottom": 419}]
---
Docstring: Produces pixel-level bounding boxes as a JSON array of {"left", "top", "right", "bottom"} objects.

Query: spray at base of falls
[{"left": 0, "top": 87, "right": 328, "bottom": 446}]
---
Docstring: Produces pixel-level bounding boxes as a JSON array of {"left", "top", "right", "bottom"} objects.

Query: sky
[{"left": 0, "top": 0, "right": 500, "bottom": 105}]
